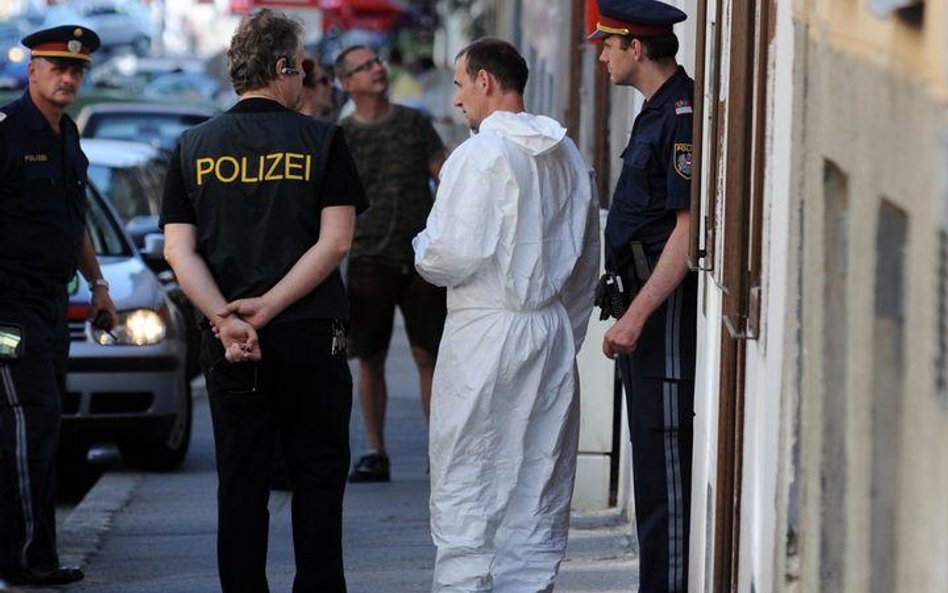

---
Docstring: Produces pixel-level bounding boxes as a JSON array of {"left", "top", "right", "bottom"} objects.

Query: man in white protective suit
[{"left": 413, "top": 37, "right": 601, "bottom": 593}]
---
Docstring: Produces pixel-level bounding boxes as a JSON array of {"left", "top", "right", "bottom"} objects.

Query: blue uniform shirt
[
  {"left": 605, "top": 66, "right": 693, "bottom": 267},
  {"left": 0, "top": 92, "right": 89, "bottom": 291}
]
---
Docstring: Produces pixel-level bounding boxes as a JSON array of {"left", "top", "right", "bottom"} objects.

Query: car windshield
[
  {"left": 84, "top": 187, "right": 131, "bottom": 257},
  {"left": 85, "top": 112, "right": 210, "bottom": 151},
  {"left": 88, "top": 161, "right": 166, "bottom": 224}
]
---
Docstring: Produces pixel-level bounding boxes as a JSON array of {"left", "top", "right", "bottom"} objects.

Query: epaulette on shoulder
[
  {"left": 673, "top": 99, "right": 693, "bottom": 116},
  {"left": 0, "top": 99, "right": 23, "bottom": 125}
]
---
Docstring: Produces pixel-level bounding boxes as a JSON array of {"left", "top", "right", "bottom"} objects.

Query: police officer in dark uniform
[
  {"left": 0, "top": 25, "right": 117, "bottom": 587},
  {"left": 160, "top": 9, "right": 367, "bottom": 593},
  {"left": 590, "top": 1, "right": 697, "bottom": 592}
]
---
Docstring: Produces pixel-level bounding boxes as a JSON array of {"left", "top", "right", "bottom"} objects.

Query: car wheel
[{"left": 119, "top": 378, "right": 192, "bottom": 470}]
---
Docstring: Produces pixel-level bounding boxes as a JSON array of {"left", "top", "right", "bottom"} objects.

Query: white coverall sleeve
[
  {"left": 413, "top": 147, "right": 505, "bottom": 288},
  {"left": 560, "top": 191, "right": 601, "bottom": 353}
]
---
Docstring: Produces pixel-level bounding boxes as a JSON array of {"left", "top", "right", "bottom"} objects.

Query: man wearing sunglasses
[
  {"left": 300, "top": 57, "right": 337, "bottom": 122},
  {"left": 334, "top": 45, "right": 448, "bottom": 483}
]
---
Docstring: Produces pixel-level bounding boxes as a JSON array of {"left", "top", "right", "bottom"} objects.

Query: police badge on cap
[{"left": 21, "top": 25, "right": 101, "bottom": 65}]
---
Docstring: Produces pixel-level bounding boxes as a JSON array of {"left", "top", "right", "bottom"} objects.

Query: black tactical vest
[{"left": 177, "top": 108, "right": 347, "bottom": 323}]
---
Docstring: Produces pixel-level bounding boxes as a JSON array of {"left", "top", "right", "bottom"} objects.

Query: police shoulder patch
[{"left": 673, "top": 142, "right": 693, "bottom": 180}]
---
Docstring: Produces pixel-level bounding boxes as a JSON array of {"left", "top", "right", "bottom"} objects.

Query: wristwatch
[{"left": 88, "top": 278, "right": 110, "bottom": 291}]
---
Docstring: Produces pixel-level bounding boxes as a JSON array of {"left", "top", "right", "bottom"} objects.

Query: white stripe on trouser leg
[
  {"left": 663, "top": 288, "right": 684, "bottom": 591},
  {"left": 662, "top": 383, "right": 683, "bottom": 591},
  {"left": 1, "top": 365, "right": 36, "bottom": 567},
  {"left": 673, "top": 285, "right": 682, "bottom": 379}
]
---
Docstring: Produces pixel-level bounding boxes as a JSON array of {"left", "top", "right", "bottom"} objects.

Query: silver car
[
  {"left": 79, "top": 137, "right": 201, "bottom": 378},
  {"left": 76, "top": 103, "right": 215, "bottom": 153},
  {"left": 62, "top": 178, "right": 192, "bottom": 470}
]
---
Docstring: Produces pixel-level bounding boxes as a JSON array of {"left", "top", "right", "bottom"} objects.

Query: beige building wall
[
  {"left": 788, "top": 0, "right": 948, "bottom": 592},
  {"left": 690, "top": 0, "right": 947, "bottom": 591}
]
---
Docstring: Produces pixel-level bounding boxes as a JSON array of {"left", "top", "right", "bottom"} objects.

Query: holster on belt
[{"left": 628, "top": 240, "right": 652, "bottom": 285}]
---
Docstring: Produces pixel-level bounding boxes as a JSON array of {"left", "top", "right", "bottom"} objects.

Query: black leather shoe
[
  {"left": 8, "top": 566, "right": 84, "bottom": 586},
  {"left": 348, "top": 453, "right": 391, "bottom": 483}
]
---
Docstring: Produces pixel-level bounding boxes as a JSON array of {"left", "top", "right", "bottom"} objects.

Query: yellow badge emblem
[
  {"left": 74, "top": 28, "right": 83, "bottom": 38},
  {"left": 673, "top": 143, "right": 693, "bottom": 180}
]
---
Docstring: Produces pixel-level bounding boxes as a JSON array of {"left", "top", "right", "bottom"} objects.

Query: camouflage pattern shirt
[{"left": 340, "top": 105, "right": 445, "bottom": 270}]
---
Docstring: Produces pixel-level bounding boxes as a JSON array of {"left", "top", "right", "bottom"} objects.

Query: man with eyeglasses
[
  {"left": 161, "top": 9, "right": 367, "bottom": 593},
  {"left": 334, "top": 45, "right": 448, "bottom": 483}
]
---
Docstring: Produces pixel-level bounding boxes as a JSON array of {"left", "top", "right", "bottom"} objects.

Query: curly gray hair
[{"left": 227, "top": 9, "right": 302, "bottom": 95}]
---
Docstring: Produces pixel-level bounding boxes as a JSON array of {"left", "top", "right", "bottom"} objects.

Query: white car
[
  {"left": 62, "top": 166, "right": 192, "bottom": 470},
  {"left": 77, "top": 102, "right": 215, "bottom": 153},
  {"left": 40, "top": 0, "right": 152, "bottom": 56}
]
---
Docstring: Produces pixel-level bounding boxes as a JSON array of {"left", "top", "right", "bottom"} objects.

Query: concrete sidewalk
[{"left": 53, "top": 321, "right": 635, "bottom": 592}]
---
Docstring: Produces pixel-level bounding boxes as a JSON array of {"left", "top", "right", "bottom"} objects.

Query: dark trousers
[
  {"left": 617, "top": 274, "right": 696, "bottom": 593},
  {"left": 0, "top": 289, "right": 68, "bottom": 578},
  {"left": 201, "top": 320, "right": 352, "bottom": 593}
]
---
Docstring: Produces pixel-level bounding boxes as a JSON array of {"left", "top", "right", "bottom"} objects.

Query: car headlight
[
  {"left": 91, "top": 309, "right": 166, "bottom": 346},
  {"left": 7, "top": 47, "right": 25, "bottom": 64}
]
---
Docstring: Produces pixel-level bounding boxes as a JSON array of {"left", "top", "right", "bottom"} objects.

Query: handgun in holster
[
  {"left": 594, "top": 271, "right": 628, "bottom": 321},
  {"left": 594, "top": 240, "right": 653, "bottom": 321}
]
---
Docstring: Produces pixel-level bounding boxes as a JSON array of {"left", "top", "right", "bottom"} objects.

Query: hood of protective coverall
[{"left": 478, "top": 110, "right": 567, "bottom": 156}]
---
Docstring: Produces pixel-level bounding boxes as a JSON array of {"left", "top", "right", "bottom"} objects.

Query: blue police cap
[
  {"left": 21, "top": 25, "right": 101, "bottom": 65},
  {"left": 588, "top": 0, "right": 687, "bottom": 41}
]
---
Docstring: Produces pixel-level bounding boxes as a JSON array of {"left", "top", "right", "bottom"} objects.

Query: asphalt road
[{"left": 46, "top": 317, "right": 634, "bottom": 593}]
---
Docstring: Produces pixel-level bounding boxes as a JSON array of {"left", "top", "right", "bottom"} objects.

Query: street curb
[
  {"left": 570, "top": 506, "right": 629, "bottom": 529},
  {"left": 58, "top": 472, "right": 142, "bottom": 569},
  {"left": 54, "top": 378, "right": 201, "bottom": 573}
]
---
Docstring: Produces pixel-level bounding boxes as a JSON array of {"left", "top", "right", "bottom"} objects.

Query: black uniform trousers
[
  {"left": 0, "top": 287, "right": 69, "bottom": 579},
  {"left": 201, "top": 319, "right": 352, "bottom": 593},
  {"left": 617, "top": 273, "right": 697, "bottom": 593}
]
